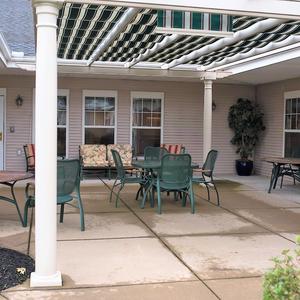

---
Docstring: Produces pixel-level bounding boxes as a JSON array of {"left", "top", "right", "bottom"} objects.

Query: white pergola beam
[
  {"left": 202, "top": 35, "right": 300, "bottom": 71},
  {"left": 161, "top": 18, "right": 285, "bottom": 70},
  {"left": 65, "top": 0, "right": 300, "bottom": 20},
  {"left": 211, "top": 42, "right": 300, "bottom": 75},
  {"left": 87, "top": 7, "right": 140, "bottom": 66},
  {"left": 124, "top": 34, "right": 181, "bottom": 68}
]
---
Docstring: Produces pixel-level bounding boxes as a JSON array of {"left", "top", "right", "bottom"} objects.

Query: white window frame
[
  {"left": 82, "top": 90, "right": 118, "bottom": 144},
  {"left": 283, "top": 90, "right": 300, "bottom": 156},
  {"left": 130, "top": 91, "right": 164, "bottom": 153},
  {"left": 0, "top": 88, "right": 6, "bottom": 170},
  {"left": 32, "top": 89, "right": 69, "bottom": 158}
]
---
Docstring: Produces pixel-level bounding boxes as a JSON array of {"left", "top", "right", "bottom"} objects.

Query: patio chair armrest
[
  {"left": 193, "top": 168, "right": 211, "bottom": 173},
  {"left": 25, "top": 182, "right": 35, "bottom": 199}
]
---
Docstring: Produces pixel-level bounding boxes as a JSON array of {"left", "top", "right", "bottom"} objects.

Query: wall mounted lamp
[{"left": 16, "top": 95, "right": 24, "bottom": 107}]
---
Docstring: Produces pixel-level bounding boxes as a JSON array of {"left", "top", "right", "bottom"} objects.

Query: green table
[{"left": 132, "top": 160, "right": 199, "bottom": 170}]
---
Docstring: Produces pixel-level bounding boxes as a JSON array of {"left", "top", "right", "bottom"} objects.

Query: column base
[{"left": 30, "top": 271, "right": 62, "bottom": 287}]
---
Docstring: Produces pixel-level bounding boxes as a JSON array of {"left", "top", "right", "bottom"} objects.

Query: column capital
[
  {"left": 199, "top": 71, "right": 217, "bottom": 81},
  {"left": 33, "top": 0, "right": 63, "bottom": 9}
]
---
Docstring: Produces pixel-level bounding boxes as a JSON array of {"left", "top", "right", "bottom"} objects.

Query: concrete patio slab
[
  {"left": 57, "top": 212, "right": 153, "bottom": 240},
  {"left": 201, "top": 180, "right": 256, "bottom": 192},
  {"left": 218, "top": 190, "right": 300, "bottom": 209},
  {"left": 205, "top": 277, "right": 263, "bottom": 300},
  {"left": 234, "top": 208, "right": 300, "bottom": 232},
  {"left": 164, "top": 233, "right": 297, "bottom": 279},
  {"left": 0, "top": 218, "right": 28, "bottom": 238},
  {"left": 136, "top": 208, "right": 267, "bottom": 236},
  {"left": 2, "top": 281, "right": 218, "bottom": 300},
  {"left": 56, "top": 238, "right": 195, "bottom": 286},
  {"left": 278, "top": 232, "right": 300, "bottom": 243}
]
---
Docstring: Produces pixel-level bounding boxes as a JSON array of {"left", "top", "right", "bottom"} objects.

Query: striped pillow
[{"left": 161, "top": 144, "right": 183, "bottom": 154}]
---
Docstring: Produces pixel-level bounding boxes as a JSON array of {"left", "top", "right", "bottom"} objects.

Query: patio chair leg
[
  {"left": 116, "top": 185, "right": 124, "bottom": 208},
  {"left": 60, "top": 204, "right": 65, "bottom": 223},
  {"left": 189, "top": 182, "right": 195, "bottom": 214},
  {"left": 157, "top": 180, "right": 162, "bottom": 214},
  {"left": 205, "top": 184, "right": 210, "bottom": 201},
  {"left": 182, "top": 191, "right": 187, "bottom": 207},
  {"left": 280, "top": 174, "right": 284, "bottom": 189},
  {"left": 76, "top": 188, "right": 85, "bottom": 231},
  {"left": 150, "top": 186, "right": 155, "bottom": 208},
  {"left": 214, "top": 184, "right": 220, "bottom": 206},
  {"left": 23, "top": 198, "right": 32, "bottom": 227},
  {"left": 27, "top": 207, "right": 34, "bottom": 256},
  {"left": 110, "top": 179, "right": 117, "bottom": 202}
]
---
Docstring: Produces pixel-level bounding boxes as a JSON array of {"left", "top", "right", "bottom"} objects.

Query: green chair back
[
  {"left": 111, "top": 149, "right": 126, "bottom": 180},
  {"left": 160, "top": 154, "right": 192, "bottom": 189},
  {"left": 57, "top": 159, "right": 80, "bottom": 196},
  {"left": 144, "top": 146, "right": 168, "bottom": 161},
  {"left": 203, "top": 150, "right": 218, "bottom": 177}
]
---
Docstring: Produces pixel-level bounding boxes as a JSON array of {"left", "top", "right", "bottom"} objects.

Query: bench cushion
[
  {"left": 79, "top": 145, "right": 108, "bottom": 167},
  {"left": 107, "top": 144, "right": 132, "bottom": 166},
  {"left": 161, "top": 144, "right": 183, "bottom": 154},
  {"left": 24, "top": 144, "right": 35, "bottom": 169}
]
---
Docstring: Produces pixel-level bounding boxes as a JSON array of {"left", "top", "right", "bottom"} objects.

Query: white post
[
  {"left": 203, "top": 79, "right": 213, "bottom": 161},
  {"left": 30, "top": 0, "right": 62, "bottom": 287}
]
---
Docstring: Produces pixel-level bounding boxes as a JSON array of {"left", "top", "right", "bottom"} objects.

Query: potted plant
[{"left": 228, "top": 98, "right": 265, "bottom": 176}]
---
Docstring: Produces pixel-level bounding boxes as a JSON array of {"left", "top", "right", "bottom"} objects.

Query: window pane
[
  {"left": 85, "top": 98, "right": 94, "bottom": 111},
  {"left": 133, "top": 99, "right": 143, "bottom": 112},
  {"left": 95, "top": 112, "right": 104, "bottom": 125},
  {"left": 57, "top": 111, "right": 66, "bottom": 126},
  {"left": 191, "top": 12, "right": 203, "bottom": 30},
  {"left": 152, "top": 99, "right": 161, "bottom": 112},
  {"left": 106, "top": 97, "right": 115, "bottom": 111},
  {"left": 133, "top": 113, "right": 142, "bottom": 126},
  {"left": 285, "top": 132, "right": 300, "bottom": 158},
  {"left": 143, "top": 99, "right": 152, "bottom": 112},
  {"left": 95, "top": 98, "right": 105, "bottom": 111},
  {"left": 85, "top": 112, "right": 94, "bottom": 125},
  {"left": 58, "top": 96, "right": 67, "bottom": 110},
  {"left": 85, "top": 128, "right": 114, "bottom": 145},
  {"left": 297, "top": 99, "right": 300, "bottom": 114},
  {"left": 105, "top": 112, "right": 115, "bottom": 126},
  {"left": 172, "top": 11, "right": 183, "bottom": 28},
  {"left": 157, "top": 10, "right": 165, "bottom": 27},
  {"left": 57, "top": 128, "right": 66, "bottom": 157},
  {"left": 291, "top": 115, "right": 297, "bottom": 129},
  {"left": 132, "top": 128, "right": 161, "bottom": 156},
  {"left": 143, "top": 113, "right": 152, "bottom": 126},
  {"left": 152, "top": 113, "right": 161, "bottom": 126},
  {"left": 286, "top": 99, "right": 292, "bottom": 114},
  {"left": 210, "top": 14, "right": 222, "bottom": 31}
]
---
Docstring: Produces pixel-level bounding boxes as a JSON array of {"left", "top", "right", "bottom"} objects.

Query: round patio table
[{"left": 0, "top": 171, "right": 34, "bottom": 226}]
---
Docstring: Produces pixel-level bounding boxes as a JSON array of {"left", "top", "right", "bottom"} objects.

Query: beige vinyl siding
[
  {"left": 1, "top": 75, "right": 255, "bottom": 174},
  {"left": 255, "top": 77, "right": 300, "bottom": 176}
]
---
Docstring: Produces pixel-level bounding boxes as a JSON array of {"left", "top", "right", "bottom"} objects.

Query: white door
[{"left": 0, "top": 95, "right": 4, "bottom": 170}]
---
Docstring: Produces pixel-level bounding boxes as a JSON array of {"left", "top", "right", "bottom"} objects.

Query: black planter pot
[{"left": 235, "top": 159, "right": 253, "bottom": 176}]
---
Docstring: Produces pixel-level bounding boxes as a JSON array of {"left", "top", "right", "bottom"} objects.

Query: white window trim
[
  {"left": 0, "top": 88, "right": 6, "bottom": 170},
  {"left": 130, "top": 91, "right": 164, "bottom": 148},
  {"left": 32, "top": 89, "right": 70, "bottom": 158},
  {"left": 82, "top": 90, "right": 118, "bottom": 144},
  {"left": 283, "top": 90, "right": 300, "bottom": 156}
]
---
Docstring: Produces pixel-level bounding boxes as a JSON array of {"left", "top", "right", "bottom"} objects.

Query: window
[
  {"left": 284, "top": 92, "right": 300, "bottom": 158},
  {"left": 57, "top": 94, "right": 68, "bottom": 157},
  {"left": 131, "top": 92, "right": 163, "bottom": 156},
  {"left": 83, "top": 91, "right": 116, "bottom": 145}
]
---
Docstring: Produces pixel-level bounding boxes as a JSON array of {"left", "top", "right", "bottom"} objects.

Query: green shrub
[{"left": 263, "top": 236, "right": 300, "bottom": 300}]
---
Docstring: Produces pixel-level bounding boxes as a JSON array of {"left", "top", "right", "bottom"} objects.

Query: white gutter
[
  {"left": 161, "top": 18, "right": 285, "bottom": 70},
  {"left": 86, "top": 7, "right": 140, "bottom": 66},
  {"left": 124, "top": 34, "right": 181, "bottom": 68},
  {"left": 201, "top": 35, "right": 300, "bottom": 71},
  {"left": 0, "top": 32, "right": 12, "bottom": 65}
]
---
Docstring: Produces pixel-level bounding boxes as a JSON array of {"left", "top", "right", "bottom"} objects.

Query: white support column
[
  {"left": 203, "top": 79, "right": 213, "bottom": 161},
  {"left": 30, "top": 0, "right": 62, "bottom": 287}
]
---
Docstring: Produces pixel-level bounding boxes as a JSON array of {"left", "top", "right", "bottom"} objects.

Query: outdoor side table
[
  {"left": 264, "top": 157, "right": 300, "bottom": 193},
  {"left": 0, "top": 171, "right": 34, "bottom": 226}
]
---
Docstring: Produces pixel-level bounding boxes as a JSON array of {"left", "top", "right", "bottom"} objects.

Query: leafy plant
[
  {"left": 228, "top": 98, "right": 265, "bottom": 160},
  {"left": 263, "top": 236, "right": 300, "bottom": 300}
]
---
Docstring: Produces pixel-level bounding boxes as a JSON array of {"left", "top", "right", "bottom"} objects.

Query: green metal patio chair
[
  {"left": 24, "top": 159, "right": 85, "bottom": 231},
  {"left": 144, "top": 146, "right": 169, "bottom": 161},
  {"left": 150, "top": 153, "right": 194, "bottom": 214},
  {"left": 110, "top": 149, "right": 147, "bottom": 207},
  {"left": 192, "top": 150, "right": 220, "bottom": 205}
]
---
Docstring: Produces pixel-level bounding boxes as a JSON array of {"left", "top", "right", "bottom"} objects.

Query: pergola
[{"left": 31, "top": 0, "right": 300, "bottom": 287}]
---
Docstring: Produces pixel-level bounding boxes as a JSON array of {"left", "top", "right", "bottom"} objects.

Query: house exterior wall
[
  {"left": 0, "top": 74, "right": 255, "bottom": 174},
  {"left": 255, "top": 77, "right": 300, "bottom": 176}
]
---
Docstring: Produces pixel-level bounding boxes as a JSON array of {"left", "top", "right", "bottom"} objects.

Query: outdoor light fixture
[
  {"left": 15, "top": 95, "right": 23, "bottom": 107},
  {"left": 212, "top": 101, "right": 217, "bottom": 111}
]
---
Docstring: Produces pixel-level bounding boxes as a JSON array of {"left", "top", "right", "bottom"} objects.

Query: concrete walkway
[{"left": 0, "top": 176, "right": 299, "bottom": 299}]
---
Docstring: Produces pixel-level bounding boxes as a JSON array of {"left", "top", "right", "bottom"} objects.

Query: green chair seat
[{"left": 57, "top": 194, "right": 74, "bottom": 204}]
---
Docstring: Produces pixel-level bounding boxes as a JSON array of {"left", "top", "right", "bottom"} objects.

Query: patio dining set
[{"left": 0, "top": 144, "right": 220, "bottom": 238}]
